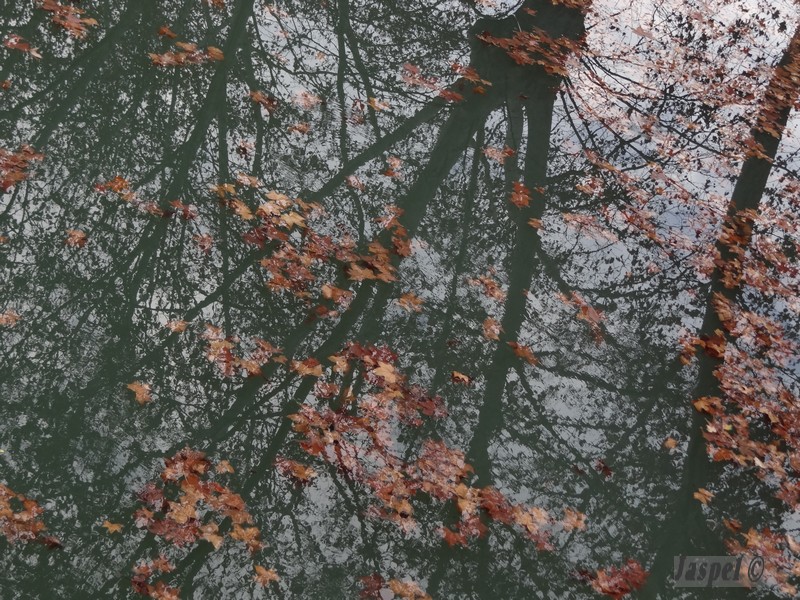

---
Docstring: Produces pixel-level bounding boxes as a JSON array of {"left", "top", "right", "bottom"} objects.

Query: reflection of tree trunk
[
  {"left": 466, "top": 88, "right": 559, "bottom": 483},
  {"left": 423, "top": 3, "right": 586, "bottom": 596},
  {"left": 456, "top": 0, "right": 587, "bottom": 480},
  {"left": 642, "top": 25, "right": 800, "bottom": 599}
]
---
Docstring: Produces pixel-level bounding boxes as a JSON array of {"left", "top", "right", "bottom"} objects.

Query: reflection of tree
[
  {"left": 3, "top": 0, "right": 799, "bottom": 598},
  {"left": 643, "top": 24, "right": 800, "bottom": 598}
]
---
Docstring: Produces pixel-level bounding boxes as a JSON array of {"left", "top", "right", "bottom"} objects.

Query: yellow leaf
[
  {"left": 165, "top": 320, "right": 188, "bottom": 333},
  {"left": 562, "top": 508, "right": 587, "bottom": 531},
  {"left": 206, "top": 46, "right": 224, "bottom": 61},
  {"left": 215, "top": 460, "right": 235, "bottom": 474},
  {"left": 693, "top": 488, "right": 714, "bottom": 505},
  {"left": 482, "top": 317, "right": 501, "bottom": 341},
  {"left": 396, "top": 292, "right": 423, "bottom": 313},
  {"left": 127, "top": 381, "right": 152, "bottom": 405},
  {"left": 254, "top": 565, "right": 280, "bottom": 586},
  {"left": 102, "top": 520, "right": 123, "bottom": 534},
  {"left": 372, "top": 361, "right": 398, "bottom": 384},
  {"left": 0, "top": 310, "right": 21, "bottom": 327},
  {"left": 65, "top": 229, "right": 87, "bottom": 248},
  {"left": 451, "top": 371, "right": 472, "bottom": 385}
]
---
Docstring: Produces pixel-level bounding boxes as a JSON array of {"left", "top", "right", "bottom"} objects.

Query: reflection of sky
[{"left": 0, "top": 1, "right": 798, "bottom": 598}]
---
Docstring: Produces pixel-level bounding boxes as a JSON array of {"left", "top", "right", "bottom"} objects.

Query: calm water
[{"left": 0, "top": 1, "right": 778, "bottom": 599}]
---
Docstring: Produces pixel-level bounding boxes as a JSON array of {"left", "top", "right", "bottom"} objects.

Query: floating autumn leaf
[
  {"left": 288, "top": 122, "right": 311, "bottom": 134},
  {"left": 483, "top": 145, "right": 516, "bottom": 164},
  {"left": 367, "top": 97, "right": 390, "bottom": 111},
  {"left": 64, "top": 229, "right": 87, "bottom": 248},
  {"left": 253, "top": 565, "right": 280, "bottom": 587},
  {"left": 451, "top": 62, "right": 492, "bottom": 86},
  {"left": 723, "top": 518, "right": 742, "bottom": 533},
  {"left": 249, "top": 90, "right": 278, "bottom": 113},
  {"left": 508, "top": 341, "right": 538, "bottom": 366},
  {"left": 0, "top": 310, "right": 21, "bottom": 327},
  {"left": 149, "top": 41, "right": 224, "bottom": 67},
  {"left": 102, "top": 520, "right": 123, "bottom": 534},
  {"left": 663, "top": 437, "right": 678, "bottom": 450},
  {"left": 215, "top": 460, "right": 235, "bottom": 474},
  {"left": 388, "top": 579, "right": 432, "bottom": 600},
  {"left": 401, "top": 62, "right": 439, "bottom": 90},
  {"left": 438, "top": 88, "right": 465, "bottom": 103},
  {"left": 510, "top": 181, "right": 531, "bottom": 208},
  {"left": 321, "top": 284, "right": 353, "bottom": 305},
  {"left": 483, "top": 317, "right": 502, "bottom": 341},
  {"left": 193, "top": 234, "right": 213, "bottom": 254},
  {"left": 165, "top": 320, "right": 188, "bottom": 333},
  {"left": 595, "top": 459, "right": 613, "bottom": 478},
  {"left": 206, "top": 46, "right": 225, "bottom": 61},
  {"left": 451, "top": 371, "right": 472, "bottom": 385},
  {"left": 292, "top": 90, "right": 323, "bottom": 110},
  {"left": 279, "top": 211, "right": 306, "bottom": 230},
  {"left": 131, "top": 557, "right": 177, "bottom": 599},
  {"left": 229, "top": 199, "right": 255, "bottom": 220},
  {"left": 328, "top": 353, "right": 350, "bottom": 374},
  {"left": 95, "top": 175, "right": 131, "bottom": 194},
  {"left": 235, "top": 174, "right": 260, "bottom": 192},
  {"left": 372, "top": 361, "right": 400, "bottom": 385},
  {"left": 313, "top": 380, "right": 340, "bottom": 399},
  {"left": 557, "top": 291, "right": 604, "bottom": 343},
  {"left": 230, "top": 524, "right": 263, "bottom": 553},
  {"left": 693, "top": 488, "right": 715, "bottom": 505},
  {"left": 631, "top": 25, "right": 656, "bottom": 40},
  {"left": 291, "top": 357, "right": 323, "bottom": 378},
  {"left": 127, "top": 381, "right": 152, "bottom": 405},
  {"left": 698, "top": 329, "right": 727, "bottom": 358},
  {"left": 157, "top": 26, "right": 177, "bottom": 39},
  {"left": 1, "top": 145, "right": 44, "bottom": 192},
  {"left": 0, "top": 484, "right": 54, "bottom": 546},
  {"left": 562, "top": 508, "right": 587, "bottom": 531},
  {"left": 589, "top": 559, "right": 649, "bottom": 599},
  {"left": 693, "top": 395, "right": 723, "bottom": 414},
  {"left": 383, "top": 155, "right": 403, "bottom": 178},
  {"left": 345, "top": 175, "right": 366, "bottom": 191},
  {"left": 135, "top": 579, "right": 179, "bottom": 600},
  {"left": 39, "top": 0, "right": 98, "bottom": 39},
  {"left": 3, "top": 35, "right": 42, "bottom": 58},
  {"left": 396, "top": 292, "right": 424, "bottom": 313},
  {"left": 275, "top": 457, "right": 317, "bottom": 484},
  {"left": 468, "top": 273, "right": 506, "bottom": 300},
  {"left": 132, "top": 448, "right": 264, "bottom": 558},
  {"left": 359, "top": 574, "right": 386, "bottom": 598}
]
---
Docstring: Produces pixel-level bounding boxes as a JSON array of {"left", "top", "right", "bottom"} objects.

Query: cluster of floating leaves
[
  {"left": 4, "top": 0, "right": 800, "bottom": 596},
  {"left": 283, "top": 342, "right": 585, "bottom": 550},
  {"left": 574, "top": 559, "right": 649, "bottom": 600},
  {"left": 128, "top": 449, "right": 275, "bottom": 598},
  {"left": 477, "top": 22, "right": 584, "bottom": 77},
  {"left": 38, "top": 0, "right": 98, "bottom": 39},
  {"left": 0, "top": 145, "right": 43, "bottom": 193},
  {"left": 149, "top": 41, "right": 224, "bottom": 67},
  {"left": 0, "top": 484, "right": 60, "bottom": 549}
]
